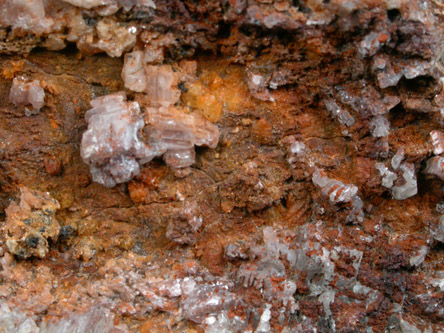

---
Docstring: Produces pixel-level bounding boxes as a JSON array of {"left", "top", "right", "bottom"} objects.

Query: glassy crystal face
[
  {"left": 81, "top": 93, "right": 219, "bottom": 187},
  {"left": 9, "top": 77, "right": 45, "bottom": 116}
]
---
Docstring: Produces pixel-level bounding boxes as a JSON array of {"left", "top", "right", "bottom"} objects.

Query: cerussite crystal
[
  {"left": 81, "top": 93, "right": 219, "bottom": 186},
  {"left": 80, "top": 92, "right": 151, "bottom": 187},
  {"left": 144, "top": 106, "right": 219, "bottom": 169},
  {"left": 9, "top": 77, "right": 45, "bottom": 116},
  {"left": 122, "top": 51, "right": 180, "bottom": 107}
]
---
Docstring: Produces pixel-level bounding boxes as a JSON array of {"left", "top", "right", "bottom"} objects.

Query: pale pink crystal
[
  {"left": 312, "top": 168, "right": 364, "bottom": 223},
  {"left": 0, "top": 0, "right": 54, "bottom": 34},
  {"left": 430, "top": 130, "right": 444, "bottom": 155},
  {"left": 9, "top": 77, "right": 45, "bottom": 116},
  {"left": 122, "top": 52, "right": 181, "bottom": 107},
  {"left": 81, "top": 93, "right": 219, "bottom": 186},
  {"left": 425, "top": 156, "right": 444, "bottom": 181},
  {"left": 81, "top": 92, "right": 151, "bottom": 187}
]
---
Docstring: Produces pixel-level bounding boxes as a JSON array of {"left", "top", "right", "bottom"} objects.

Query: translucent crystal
[
  {"left": 358, "top": 32, "right": 389, "bottom": 58},
  {"left": 144, "top": 106, "right": 219, "bottom": 168},
  {"left": 121, "top": 50, "right": 146, "bottom": 92},
  {"left": 324, "top": 98, "right": 355, "bottom": 126},
  {"left": 204, "top": 311, "right": 246, "bottom": 333},
  {"left": 372, "top": 55, "right": 434, "bottom": 89},
  {"left": 61, "top": 0, "right": 112, "bottom": 8},
  {"left": 122, "top": 52, "right": 180, "bottom": 107},
  {"left": 312, "top": 168, "right": 364, "bottom": 223},
  {"left": 9, "top": 77, "right": 45, "bottom": 116},
  {"left": 369, "top": 116, "right": 390, "bottom": 137},
  {"left": 40, "top": 307, "right": 127, "bottom": 333},
  {"left": 0, "top": 303, "right": 39, "bottom": 333},
  {"left": 391, "top": 163, "right": 418, "bottom": 200},
  {"left": 255, "top": 304, "right": 272, "bottom": 333},
  {"left": 375, "top": 162, "right": 397, "bottom": 188},
  {"left": 81, "top": 93, "right": 219, "bottom": 186},
  {"left": 0, "top": 0, "right": 54, "bottom": 34},
  {"left": 180, "top": 278, "right": 235, "bottom": 324},
  {"left": 312, "top": 168, "right": 358, "bottom": 203},
  {"left": 430, "top": 130, "right": 444, "bottom": 155},
  {"left": 409, "top": 246, "right": 428, "bottom": 267},
  {"left": 81, "top": 93, "right": 151, "bottom": 187},
  {"left": 434, "top": 216, "right": 444, "bottom": 242},
  {"left": 425, "top": 156, "right": 444, "bottom": 180},
  {"left": 391, "top": 148, "right": 405, "bottom": 170}
]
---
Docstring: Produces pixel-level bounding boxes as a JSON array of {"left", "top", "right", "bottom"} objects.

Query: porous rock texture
[{"left": 1, "top": 0, "right": 444, "bottom": 332}]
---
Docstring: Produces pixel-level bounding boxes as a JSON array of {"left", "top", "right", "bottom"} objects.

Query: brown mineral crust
[
  {"left": 0, "top": 0, "right": 443, "bottom": 331},
  {"left": 4, "top": 186, "right": 61, "bottom": 259}
]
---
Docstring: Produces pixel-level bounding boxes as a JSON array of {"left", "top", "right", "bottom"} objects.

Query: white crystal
[
  {"left": 391, "top": 163, "right": 418, "bottom": 200},
  {"left": 375, "top": 162, "right": 397, "bottom": 188},
  {"left": 425, "top": 156, "right": 444, "bottom": 180},
  {"left": 370, "top": 116, "right": 390, "bottom": 137},
  {"left": 312, "top": 168, "right": 358, "bottom": 203},
  {"left": 324, "top": 98, "right": 355, "bottom": 126},
  {"left": 430, "top": 130, "right": 444, "bottom": 155},
  {"left": 121, "top": 50, "right": 146, "bottom": 92},
  {"left": 81, "top": 93, "right": 151, "bottom": 187},
  {"left": 409, "top": 246, "right": 428, "bottom": 267},
  {"left": 9, "top": 77, "right": 45, "bottom": 115},
  {"left": 391, "top": 148, "right": 405, "bottom": 170},
  {"left": 255, "top": 304, "right": 272, "bottom": 333}
]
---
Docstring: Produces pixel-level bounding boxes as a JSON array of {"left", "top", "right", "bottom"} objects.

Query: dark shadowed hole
[{"left": 387, "top": 9, "right": 401, "bottom": 21}]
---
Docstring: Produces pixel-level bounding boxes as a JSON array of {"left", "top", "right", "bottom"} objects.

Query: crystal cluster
[
  {"left": 430, "top": 130, "right": 444, "bottom": 155},
  {"left": 5, "top": 186, "right": 60, "bottom": 259},
  {"left": 372, "top": 55, "right": 435, "bottom": 89},
  {"left": 9, "top": 77, "right": 45, "bottom": 116},
  {"left": 324, "top": 98, "right": 355, "bottom": 127},
  {"left": 61, "top": 0, "right": 155, "bottom": 10},
  {"left": 80, "top": 93, "right": 150, "bottom": 187},
  {"left": 0, "top": 0, "right": 54, "bottom": 34},
  {"left": 0, "top": 302, "right": 128, "bottom": 333},
  {"left": 376, "top": 148, "right": 418, "bottom": 200},
  {"left": 312, "top": 168, "right": 364, "bottom": 223},
  {"left": 81, "top": 92, "right": 219, "bottom": 187},
  {"left": 425, "top": 130, "right": 444, "bottom": 181},
  {"left": 144, "top": 106, "right": 219, "bottom": 169},
  {"left": 122, "top": 51, "right": 180, "bottom": 106},
  {"left": 426, "top": 157, "right": 444, "bottom": 181}
]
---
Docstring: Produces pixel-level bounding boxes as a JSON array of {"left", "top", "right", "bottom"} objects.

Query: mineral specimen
[
  {"left": 80, "top": 92, "right": 150, "bottom": 187},
  {"left": 375, "top": 162, "right": 397, "bottom": 188},
  {"left": 5, "top": 186, "right": 60, "bottom": 259},
  {"left": 122, "top": 51, "right": 180, "bottom": 107},
  {"left": 369, "top": 115, "right": 390, "bottom": 137},
  {"left": 312, "top": 168, "right": 364, "bottom": 223},
  {"left": 324, "top": 98, "right": 355, "bottom": 127},
  {"left": 425, "top": 156, "right": 444, "bottom": 180},
  {"left": 143, "top": 106, "right": 219, "bottom": 169},
  {"left": 0, "top": 0, "right": 53, "bottom": 35},
  {"left": 430, "top": 130, "right": 444, "bottom": 155},
  {"left": 391, "top": 163, "right": 418, "bottom": 200},
  {"left": 312, "top": 168, "right": 357, "bottom": 203},
  {"left": 9, "top": 77, "right": 45, "bottom": 116},
  {"left": 40, "top": 306, "right": 128, "bottom": 333},
  {"left": 81, "top": 92, "right": 219, "bottom": 186},
  {"left": 2, "top": 0, "right": 444, "bottom": 331}
]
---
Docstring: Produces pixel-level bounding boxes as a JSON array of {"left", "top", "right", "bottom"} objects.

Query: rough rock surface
[
  {"left": 0, "top": 0, "right": 444, "bottom": 332},
  {"left": 4, "top": 186, "right": 60, "bottom": 259}
]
